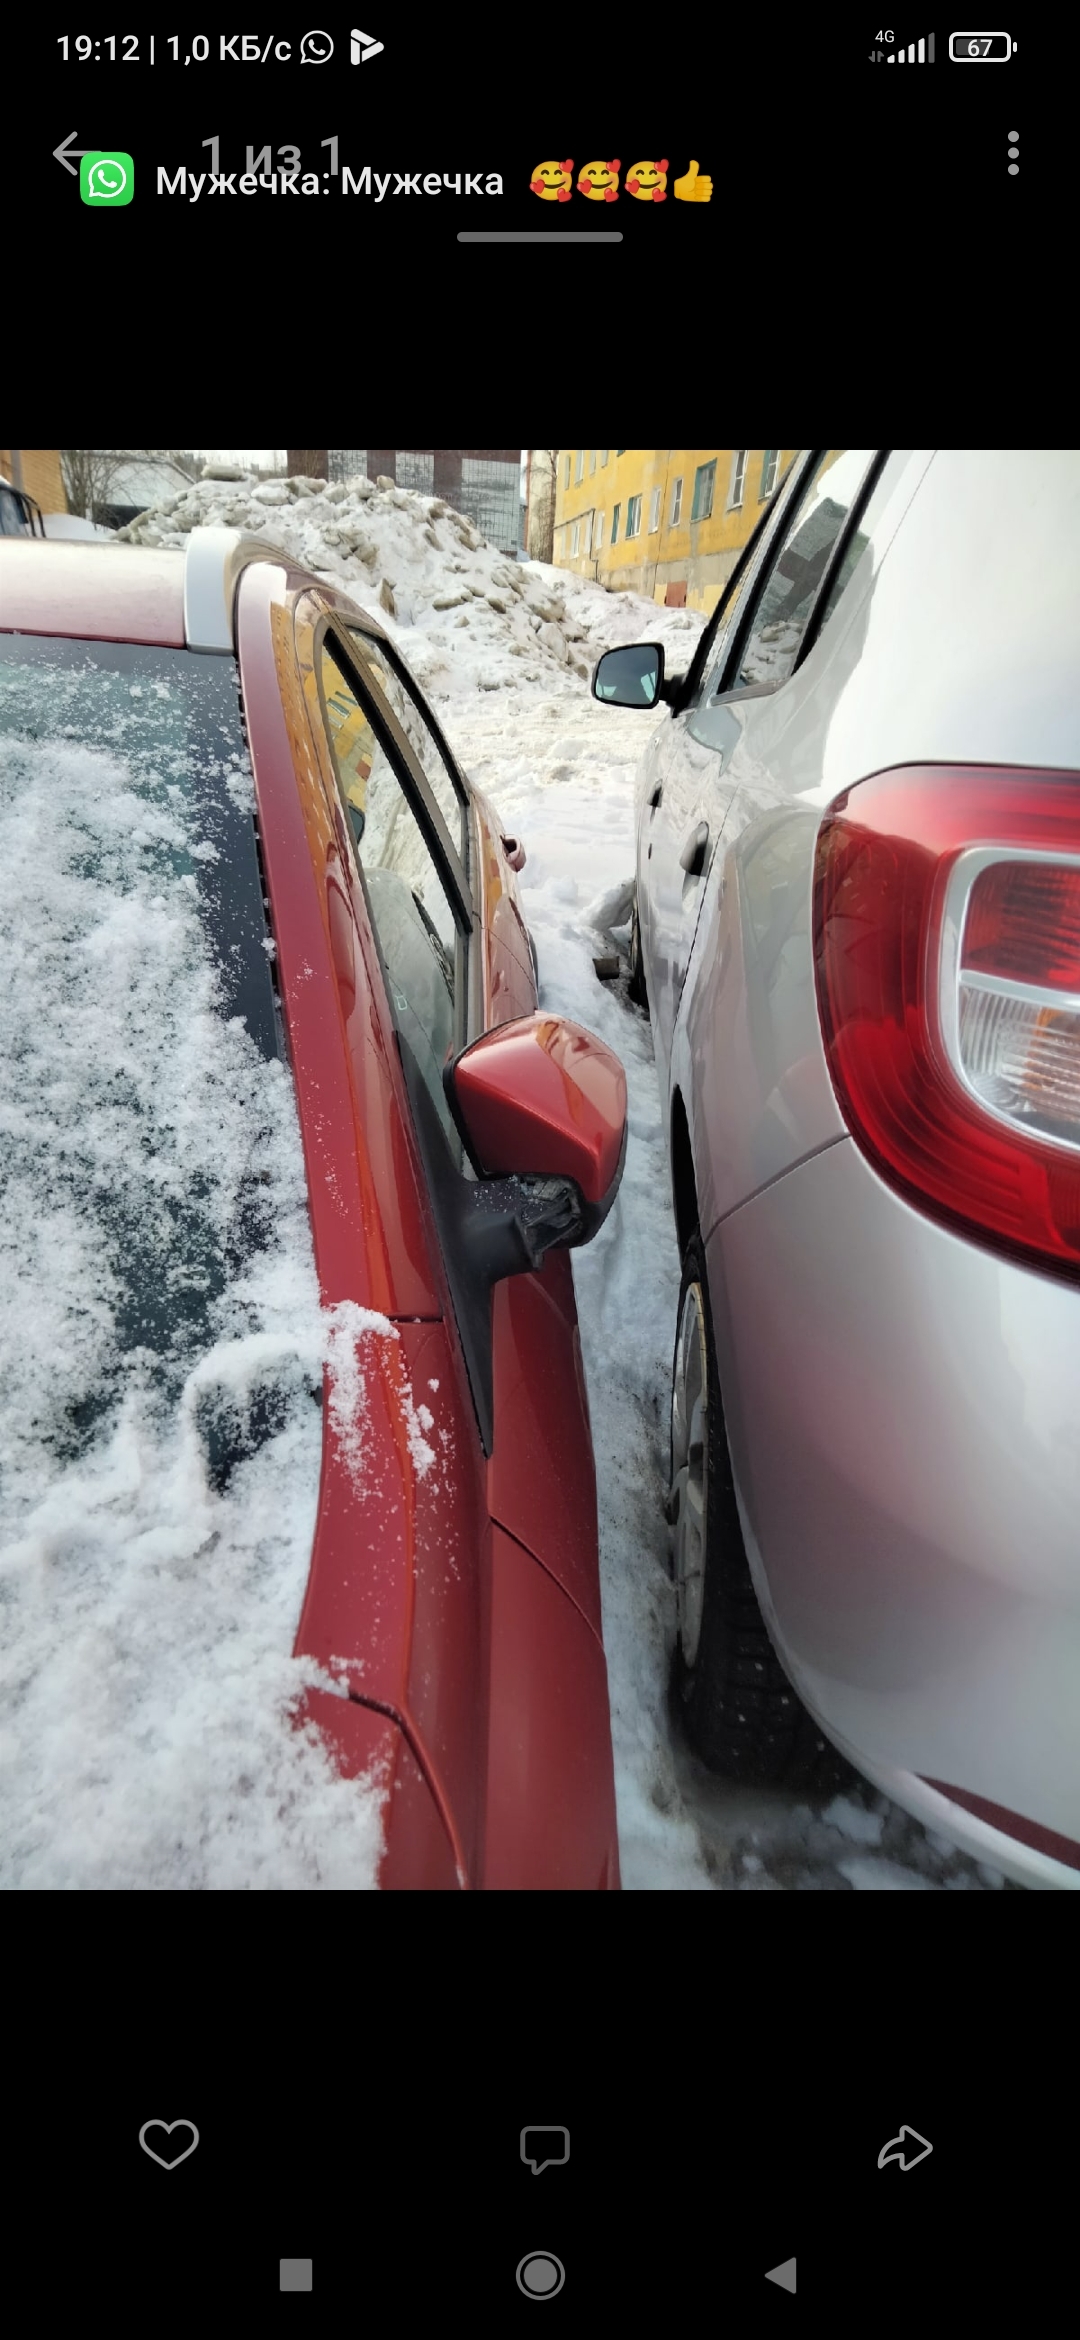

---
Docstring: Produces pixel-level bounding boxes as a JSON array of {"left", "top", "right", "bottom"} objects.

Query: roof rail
[{"left": 183, "top": 526, "right": 287, "bottom": 651}]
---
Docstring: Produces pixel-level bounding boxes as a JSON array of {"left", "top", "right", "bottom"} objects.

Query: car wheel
[
  {"left": 627, "top": 894, "right": 648, "bottom": 1011},
  {"left": 668, "top": 1232, "right": 842, "bottom": 1786}
]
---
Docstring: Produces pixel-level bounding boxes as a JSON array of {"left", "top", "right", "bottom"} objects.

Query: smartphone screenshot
[{"left": 21, "top": 19, "right": 1047, "bottom": 302}]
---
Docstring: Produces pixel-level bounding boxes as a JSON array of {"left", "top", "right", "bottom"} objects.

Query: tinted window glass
[
  {"left": 349, "top": 631, "right": 468, "bottom": 858},
  {"left": 320, "top": 645, "right": 463, "bottom": 1159},
  {"left": 730, "top": 450, "right": 875, "bottom": 690}
]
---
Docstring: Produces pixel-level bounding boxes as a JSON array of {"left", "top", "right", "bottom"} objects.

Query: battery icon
[{"left": 949, "top": 32, "right": 1016, "bottom": 59}]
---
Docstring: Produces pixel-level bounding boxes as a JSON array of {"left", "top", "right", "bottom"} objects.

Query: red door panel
[
  {"left": 395, "top": 1318, "right": 490, "bottom": 1880},
  {"left": 487, "top": 1251, "right": 603, "bottom": 1640},
  {"left": 485, "top": 1525, "right": 619, "bottom": 1890}
]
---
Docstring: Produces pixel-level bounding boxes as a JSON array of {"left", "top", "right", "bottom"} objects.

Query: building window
[
  {"left": 594, "top": 510, "right": 604, "bottom": 552},
  {"left": 670, "top": 477, "right": 683, "bottom": 526},
  {"left": 626, "top": 493, "right": 642, "bottom": 539},
  {"left": 571, "top": 520, "right": 580, "bottom": 555},
  {"left": 729, "top": 450, "right": 747, "bottom": 508},
  {"left": 575, "top": 449, "right": 584, "bottom": 484},
  {"left": 589, "top": 450, "right": 597, "bottom": 474},
  {"left": 600, "top": 451, "right": 609, "bottom": 467},
  {"left": 760, "top": 449, "right": 779, "bottom": 499},
  {"left": 611, "top": 503, "right": 621, "bottom": 545},
  {"left": 616, "top": 449, "right": 626, "bottom": 456},
  {"left": 649, "top": 486, "right": 661, "bottom": 533},
  {"left": 564, "top": 455, "right": 571, "bottom": 489},
  {"left": 691, "top": 461, "right": 716, "bottom": 523}
]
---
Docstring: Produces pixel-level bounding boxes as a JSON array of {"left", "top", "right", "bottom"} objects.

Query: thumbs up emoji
[{"left": 674, "top": 160, "right": 712, "bottom": 203}]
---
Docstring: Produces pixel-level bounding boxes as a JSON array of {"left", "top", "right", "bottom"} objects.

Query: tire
[
  {"left": 627, "top": 894, "right": 649, "bottom": 1012},
  {"left": 668, "top": 1232, "right": 844, "bottom": 1787}
]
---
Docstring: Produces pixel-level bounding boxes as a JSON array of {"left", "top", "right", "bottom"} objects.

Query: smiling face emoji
[
  {"left": 625, "top": 158, "right": 669, "bottom": 202},
  {"left": 530, "top": 158, "right": 574, "bottom": 201},
  {"left": 577, "top": 158, "right": 620, "bottom": 202}
]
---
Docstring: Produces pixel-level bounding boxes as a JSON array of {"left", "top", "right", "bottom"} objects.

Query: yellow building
[
  {"left": 552, "top": 449, "right": 798, "bottom": 614},
  {"left": 0, "top": 451, "right": 67, "bottom": 513}
]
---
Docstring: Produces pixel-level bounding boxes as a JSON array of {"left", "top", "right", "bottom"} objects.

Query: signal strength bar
[{"left": 887, "top": 33, "right": 935, "bottom": 59}]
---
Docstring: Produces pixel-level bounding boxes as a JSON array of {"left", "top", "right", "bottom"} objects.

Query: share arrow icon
[
  {"left": 877, "top": 2124, "right": 933, "bottom": 2172},
  {"left": 351, "top": 28, "right": 385, "bottom": 61}
]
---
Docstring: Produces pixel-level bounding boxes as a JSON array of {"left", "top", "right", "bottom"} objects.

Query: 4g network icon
[{"left": 80, "top": 152, "right": 134, "bottom": 205}]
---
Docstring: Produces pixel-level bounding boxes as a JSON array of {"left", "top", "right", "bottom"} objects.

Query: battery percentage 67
[{"left": 948, "top": 33, "right": 1016, "bottom": 60}]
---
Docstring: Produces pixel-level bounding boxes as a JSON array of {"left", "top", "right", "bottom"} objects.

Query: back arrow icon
[
  {"left": 54, "top": 132, "right": 90, "bottom": 175},
  {"left": 877, "top": 2125, "right": 933, "bottom": 2172}
]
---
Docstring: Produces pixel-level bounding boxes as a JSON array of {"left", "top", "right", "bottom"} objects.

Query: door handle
[
  {"left": 648, "top": 781, "right": 663, "bottom": 811},
  {"left": 679, "top": 821, "right": 710, "bottom": 878}
]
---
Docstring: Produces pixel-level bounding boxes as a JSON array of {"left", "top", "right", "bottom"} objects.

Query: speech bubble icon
[
  {"left": 299, "top": 29, "right": 334, "bottom": 62},
  {"left": 90, "top": 158, "right": 127, "bottom": 197},
  {"left": 521, "top": 2125, "right": 569, "bottom": 2175}
]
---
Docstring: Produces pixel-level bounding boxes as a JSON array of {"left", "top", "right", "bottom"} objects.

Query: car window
[
  {"left": 724, "top": 450, "right": 876, "bottom": 692},
  {"left": 682, "top": 454, "right": 807, "bottom": 723},
  {"left": 348, "top": 630, "right": 468, "bottom": 861},
  {"left": 319, "top": 643, "right": 465, "bottom": 1161}
]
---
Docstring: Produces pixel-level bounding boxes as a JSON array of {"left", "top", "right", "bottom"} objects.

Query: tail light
[{"left": 813, "top": 766, "right": 1080, "bottom": 1281}]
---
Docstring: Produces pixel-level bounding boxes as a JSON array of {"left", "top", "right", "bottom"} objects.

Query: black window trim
[
  {"left": 341, "top": 615, "right": 471, "bottom": 879},
  {"left": 318, "top": 616, "right": 472, "bottom": 924},
  {"left": 789, "top": 447, "right": 891, "bottom": 676},
  {"left": 314, "top": 618, "right": 474, "bottom": 1077}
]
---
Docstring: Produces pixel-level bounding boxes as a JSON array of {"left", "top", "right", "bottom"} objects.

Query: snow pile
[
  {"left": 116, "top": 467, "right": 703, "bottom": 703},
  {"left": 0, "top": 683, "right": 386, "bottom": 1889}
]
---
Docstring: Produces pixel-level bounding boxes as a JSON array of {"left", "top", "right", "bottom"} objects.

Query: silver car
[{"left": 594, "top": 450, "right": 1080, "bottom": 1890}]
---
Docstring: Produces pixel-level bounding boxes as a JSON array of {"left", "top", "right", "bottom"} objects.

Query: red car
[{"left": 0, "top": 527, "right": 626, "bottom": 1888}]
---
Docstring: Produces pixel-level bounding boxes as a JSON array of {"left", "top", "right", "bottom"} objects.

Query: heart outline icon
[{"left": 139, "top": 2118, "right": 200, "bottom": 2170}]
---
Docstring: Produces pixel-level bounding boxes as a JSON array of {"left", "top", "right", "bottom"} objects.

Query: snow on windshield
[{"left": 0, "top": 642, "right": 384, "bottom": 1888}]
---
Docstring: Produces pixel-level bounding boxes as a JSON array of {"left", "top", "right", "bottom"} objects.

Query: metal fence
[
  {"left": 328, "top": 451, "right": 368, "bottom": 484},
  {"left": 326, "top": 451, "right": 521, "bottom": 552},
  {"left": 457, "top": 458, "right": 519, "bottom": 553}
]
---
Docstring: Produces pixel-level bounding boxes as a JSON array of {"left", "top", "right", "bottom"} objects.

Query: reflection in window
[
  {"left": 732, "top": 450, "right": 874, "bottom": 691},
  {"left": 320, "top": 646, "right": 462, "bottom": 1157},
  {"left": 348, "top": 632, "right": 467, "bottom": 858},
  {"left": 692, "top": 461, "right": 716, "bottom": 522},
  {"left": 595, "top": 648, "right": 659, "bottom": 705}
]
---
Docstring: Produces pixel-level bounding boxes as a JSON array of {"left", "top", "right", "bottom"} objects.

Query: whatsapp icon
[{"left": 80, "top": 152, "right": 134, "bottom": 205}]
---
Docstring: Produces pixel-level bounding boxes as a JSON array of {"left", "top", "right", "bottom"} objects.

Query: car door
[
  {"left": 639, "top": 457, "right": 812, "bottom": 1093},
  {"left": 672, "top": 451, "right": 888, "bottom": 1237}
]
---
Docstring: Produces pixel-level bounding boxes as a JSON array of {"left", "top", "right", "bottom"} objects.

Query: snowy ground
[{"left": 94, "top": 472, "right": 1010, "bottom": 1890}]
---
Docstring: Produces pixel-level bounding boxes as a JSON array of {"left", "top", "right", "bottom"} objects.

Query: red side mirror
[{"left": 449, "top": 1011, "right": 627, "bottom": 1215}]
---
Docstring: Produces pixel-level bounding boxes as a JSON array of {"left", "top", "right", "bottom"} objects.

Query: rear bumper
[{"left": 708, "top": 1135, "right": 1080, "bottom": 1889}]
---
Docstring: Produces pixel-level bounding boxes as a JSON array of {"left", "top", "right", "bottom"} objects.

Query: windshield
[{"left": 0, "top": 637, "right": 382, "bottom": 1888}]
